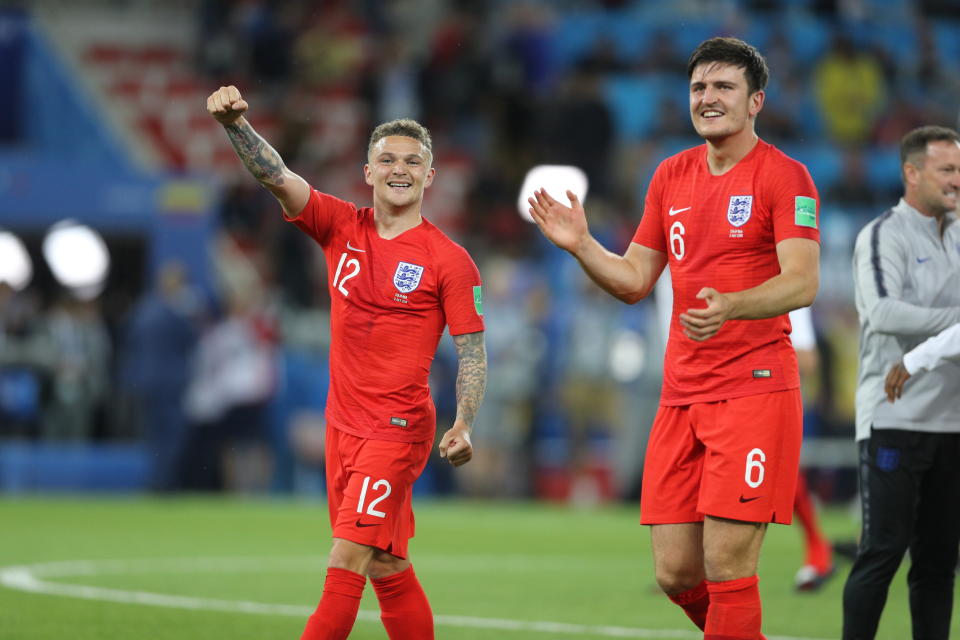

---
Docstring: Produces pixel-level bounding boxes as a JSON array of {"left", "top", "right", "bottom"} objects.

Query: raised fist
[{"left": 207, "top": 85, "right": 248, "bottom": 125}]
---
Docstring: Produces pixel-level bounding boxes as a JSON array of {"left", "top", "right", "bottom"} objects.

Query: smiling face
[
  {"left": 689, "top": 62, "right": 764, "bottom": 143},
  {"left": 904, "top": 139, "right": 960, "bottom": 218},
  {"left": 364, "top": 135, "right": 435, "bottom": 214}
]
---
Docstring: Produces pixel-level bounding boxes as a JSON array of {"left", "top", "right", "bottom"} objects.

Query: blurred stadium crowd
[{"left": 0, "top": 0, "right": 958, "bottom": 501}]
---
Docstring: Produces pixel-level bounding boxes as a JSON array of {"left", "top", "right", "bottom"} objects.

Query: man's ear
[{"left": 749, "top": 89, "right": 765, "bottom": 117}]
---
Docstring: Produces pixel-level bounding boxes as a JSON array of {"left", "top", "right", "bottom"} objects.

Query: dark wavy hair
[{"left": 687, "top": 37, "right": 769, "bottom": 94}]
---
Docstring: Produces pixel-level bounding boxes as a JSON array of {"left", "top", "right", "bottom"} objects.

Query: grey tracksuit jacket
[{"left": 852, "top": 198, "right": 960, "bottom": 441}]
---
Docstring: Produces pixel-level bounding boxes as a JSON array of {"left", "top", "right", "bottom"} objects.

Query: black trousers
[{"left": 842, "top": 429, "right": 960, "bottom": 640}]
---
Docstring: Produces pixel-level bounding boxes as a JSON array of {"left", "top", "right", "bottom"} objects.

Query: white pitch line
[{"left": 0, "top": 559, "right": 831, "bottom": 640}]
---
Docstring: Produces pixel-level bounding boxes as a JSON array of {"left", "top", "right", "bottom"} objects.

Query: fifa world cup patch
[
  {"left": 795, "top": 196, "right": 817, "bottom": 228},
  {"left": 473, "top": 285, "right": 483, "bottom": 316},
  {"left": 752, "top": 369, "right": 772, "bottom": 378},
  {"left": 390, "top": 417, "right": 408, "bottom": 428}
]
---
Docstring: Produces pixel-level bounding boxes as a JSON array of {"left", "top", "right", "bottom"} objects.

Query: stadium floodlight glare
[
  {"left": 516, "top": 165, "right": 589, "bottom": 223},
  {"left": 42, "top": 221, "right": 110, "bottom": 300},
  {"left": 0, "top": 231, "right": 33, "bottom": 291}
]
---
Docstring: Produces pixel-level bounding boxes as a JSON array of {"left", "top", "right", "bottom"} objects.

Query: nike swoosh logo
[
  {"left": 355, "top": 519, "right": 380, "bottom": 528},
  {"left": 668, "top": 206, "right": 691, "bottom": 216},
  {"left": 347, "top": 241, "right": 365, "bottom": 252},
  {"left": 916, "top": 257, "right": 931, "bottom": 263},
  {"left": 738, "top": 495, "right": 761, "bottom": 503}
]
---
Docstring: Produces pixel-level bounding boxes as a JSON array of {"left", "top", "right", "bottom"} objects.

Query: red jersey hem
[
  {"left": 658, "top": 382, "right": 800, "bottom": 407},
  {"left": 328, "top": 418, "right": 434, "bottom": 445}
]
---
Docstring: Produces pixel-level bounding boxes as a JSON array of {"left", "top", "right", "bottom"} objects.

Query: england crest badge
[
  {"left": 727, "top": 195, "right": 753, "bottom": 227},
  {"left": 393, "top": 261, "right": 424, "bottom": 293}
]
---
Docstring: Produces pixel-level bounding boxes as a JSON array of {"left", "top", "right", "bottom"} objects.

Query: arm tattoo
[
  {"left": 223, "top": 120, "right": 286, "bottom": 187},
  {"left": 452, "top": 331, "right": 487, "bottom": 428}
]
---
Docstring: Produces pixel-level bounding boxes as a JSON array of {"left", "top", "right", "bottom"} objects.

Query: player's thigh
[
  {"left": 332, "top": 434, "right": 431, "bottom": 558},
  {"left": 641, "top": 405, "right": 704, "bottom": 525},
  {"left": 702, "top": 516, "right": 767, "bottom": 581},
  {"left": 694, "top": 389, "right": 802, "bottom": 524}
]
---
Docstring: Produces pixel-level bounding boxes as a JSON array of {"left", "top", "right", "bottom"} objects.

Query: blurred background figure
[
  {"left": 41, "top": 295, "right": 111, "bottom": 441},
  {"left": 789, "top": 306, "right": 835, "bottom": 592},
  {"left": 120, "top": 260, "right": 202, "bottom": 492}
]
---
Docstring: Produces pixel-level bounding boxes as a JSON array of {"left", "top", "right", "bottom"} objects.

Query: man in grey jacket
[{"left": 843, "top": 125, "right": 960, "bottom": 640}]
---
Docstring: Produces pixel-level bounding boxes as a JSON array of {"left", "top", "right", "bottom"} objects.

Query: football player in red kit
[
  {"left": 208, "top": 86, "right": 486, "bottom": 640},
  {"left": 529, "top": 37, "right": 819, "bottom": 639}
]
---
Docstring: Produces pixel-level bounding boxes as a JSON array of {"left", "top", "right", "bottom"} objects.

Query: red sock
[
  {"left": 371, "top": 565, "right": 434, "bottom": 640},
  {"left": 705, "top": 575, "right": 763, "bottom": 640},
  {"left": 793, "top": 472, "right": 832, "bottom": 570},
  {"left": 668, "top": 581, "right": 709, "bottom": 630},
  {"left": 301, "top": 567, "right": 366, "bottom": 640}
]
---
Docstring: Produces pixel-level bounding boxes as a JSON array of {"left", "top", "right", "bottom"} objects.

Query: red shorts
[
  {"left": 640, "top": 389, "right": 802, "bottom": 525},
  {"left": 325, "top": 426, "right": 432, "bottom": 559}
]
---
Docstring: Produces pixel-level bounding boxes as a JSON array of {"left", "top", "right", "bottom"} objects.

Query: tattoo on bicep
[
  {"left": 453, "top": 331, "right": 487, "bottom": 427},
  {"left": 224, "top": 121, "right": 286, "bottom": 186}
]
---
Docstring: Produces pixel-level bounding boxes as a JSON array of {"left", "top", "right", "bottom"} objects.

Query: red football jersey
[
  {"left": 633, "top": 140, "right": 820, "bottom": 405},
  {"left": 288, "top": 189, "right": 485, "bottom": 442}
]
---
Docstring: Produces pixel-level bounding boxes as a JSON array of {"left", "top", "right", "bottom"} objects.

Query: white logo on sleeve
[{"left": 668, "top": 206, "right": 691, "bottom": 216}]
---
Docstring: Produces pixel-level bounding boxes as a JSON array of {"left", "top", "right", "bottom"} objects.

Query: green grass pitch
[{"left": 0, "top": 496, "right": 947, "bottom": 639}]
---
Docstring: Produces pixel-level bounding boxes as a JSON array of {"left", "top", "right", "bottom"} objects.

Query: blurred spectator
[
  {"left": 182, "top": 299, "right": 277, "bottom": 492},
  {"left": 41, "top": 295, "right": 111, "bottom": 441},
  {"left": 120, "top": 261, "right": 203, "bottom": 491},
  {"left": 363, "top": 34, "right": 422, "bottom": 124},
  {"left": 813, "top": 34, "right": 887, "bottom": 146},
  {"left": 638, "top": 28, "right": 687, "bottom": 74},
  {"left": 536, "top": 62, "right": 615, "bottom": 197},
  {"left": 458, "top": 256, "right": 547, "bottom": 497},
  {"left": 873, "top": 96, "right": 931, "bottom": 147},
  {"left": 0, "top": 285, "right": 54, "bottom": 439},
  {"left": 825, "top": 147, "right": 882, "bottom": 208}
]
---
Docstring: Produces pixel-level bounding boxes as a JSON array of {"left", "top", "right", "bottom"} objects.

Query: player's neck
[
  {"left": 374, "top": 206, "right": 423, "bottom": 239},
  {"left": 704, "top": 130, "right": 759, "bottom": 176}
]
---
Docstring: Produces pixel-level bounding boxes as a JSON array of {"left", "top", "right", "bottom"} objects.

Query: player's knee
[
  {"left": 327, "top": 539, "right": 375, "bottom": 574},
  {"left": 366, "top": 549, "right": 409, "bottom": 579},
  {"left": 703, "top": 549, "right": 756, "bottom": 582},
  {"left": 655, "top": 565, "right": 704, "bottom": 595}
]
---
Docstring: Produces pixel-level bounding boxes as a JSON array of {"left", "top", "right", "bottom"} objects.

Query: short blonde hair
[{"left": 368, "top": 119, "right": 433, "bottom": 163}]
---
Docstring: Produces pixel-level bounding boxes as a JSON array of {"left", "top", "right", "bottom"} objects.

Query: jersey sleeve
[
  {"left": 438, "top": 245, "right": 485, "bottom": 336},
  {"left": 284, "top": 188, "right": 356, "bottom": 248},
  {"left": 631, "top": 163, "right": 667, "bottom": 251},
  {"left": 765, "top": 158, "right": 821, "bottom": 245}
]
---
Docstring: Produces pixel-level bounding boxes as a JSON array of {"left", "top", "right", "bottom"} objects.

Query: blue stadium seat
[
  {"left": 552, "top": 11, "right": 609, "bottom": 70},
  {"left": 780, "top": 144, "right": 842, "bottom": 194},
  {"left": 865, "top": 146, "right": 901, "bottom": 191},
  {"left": 786, "top": 16, "right": 832, "bottom": 65},
  {"left": 603, "top": 74, "right": 663, "bottom": 140},
  {"left": 933, "top": 21, "right": 960, "bottom": 72}
]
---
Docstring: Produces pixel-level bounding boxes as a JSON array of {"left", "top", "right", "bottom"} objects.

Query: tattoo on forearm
[
  {"left": 224, "top": 120, "right": 286, "bottom": 186},
  {"left": 453, "top": 331, "right": 487, "bottom": 427}
]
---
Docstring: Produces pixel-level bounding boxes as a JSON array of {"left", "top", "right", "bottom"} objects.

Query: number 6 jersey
[
  {"left": 633, "top": 140, "right": 820, "bottom": 406},
  {"left": 287, "top": 188, "right": 485, "bottom": 442}
]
